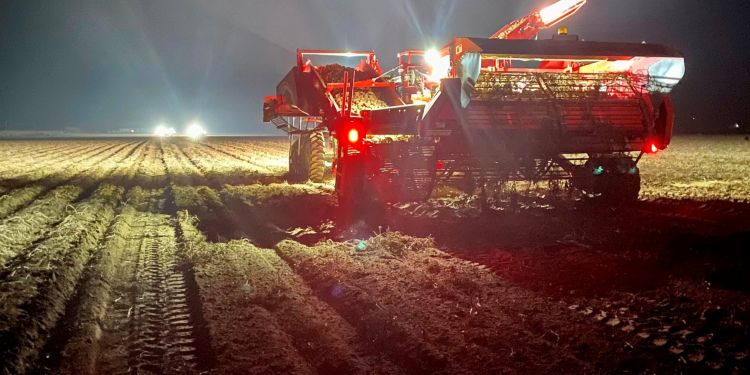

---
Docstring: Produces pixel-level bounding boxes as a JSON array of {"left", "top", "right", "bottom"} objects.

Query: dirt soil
[{"left": 0, "top": 135, "right": 749, "bottom": 375}]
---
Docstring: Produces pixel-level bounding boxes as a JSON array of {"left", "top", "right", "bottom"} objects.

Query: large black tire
[
  {"left": 289, "top": 131, "right": 325, "bottom": 183},
  {"left": 595, "top": 170, "right": 641, "bottom": 203},
  {"left": 576, "top": 157, "right": 641, "bottom": 204}
]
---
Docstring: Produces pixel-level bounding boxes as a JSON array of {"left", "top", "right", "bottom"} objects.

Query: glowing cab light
[
  {"left": 348, "top": 128, "right": 359, "bottom": 143},
  {"left": 424, "top": 49, "right": 441, "bottom": 66},
  {"left": 423, "top": 48, "right": 451, "bottom": 82}
]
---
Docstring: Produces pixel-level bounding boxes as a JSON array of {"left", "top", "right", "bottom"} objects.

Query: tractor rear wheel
[{"left": 289, "top": 131, "right": 325, "bottom": 183}]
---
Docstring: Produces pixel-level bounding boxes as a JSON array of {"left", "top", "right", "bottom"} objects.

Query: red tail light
[
  {"left": 650, "top": 143, "right": 658, "bottom": 153},
  {"left": 348, "top": 129, "right": 359, "bottom": 143},
  {"left": 437, "top": 160, "right": 444, "bottom": 171}
]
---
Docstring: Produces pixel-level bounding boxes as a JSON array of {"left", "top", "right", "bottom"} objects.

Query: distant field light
[
  {"left": 154, "top": 125, "right": 168, "bottom": 137},
  {"left": 187, "top": 123, "right": 207, "bottom": 139}
]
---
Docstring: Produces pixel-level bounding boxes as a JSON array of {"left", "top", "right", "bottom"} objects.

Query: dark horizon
[{"left": 1, "top": 0, "right": 749, "bottom": 135}]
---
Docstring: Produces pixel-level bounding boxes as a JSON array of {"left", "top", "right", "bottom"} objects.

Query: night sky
[{"left": 1, "top": 0, "right": 748, "bottom": 134}]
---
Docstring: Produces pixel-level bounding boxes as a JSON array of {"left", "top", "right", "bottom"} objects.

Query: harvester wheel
[
  {"left": 578, "top": 158, "right": 641, "bottom": 204},
  {"left": 309, "top": 131, "right": 326, "bottom": 182},
  {"left": 594, "top": 171, "right": 640, "bottom": 203},
  {"left": 289, "top": 131, "right": 326, "bottom": 183}
]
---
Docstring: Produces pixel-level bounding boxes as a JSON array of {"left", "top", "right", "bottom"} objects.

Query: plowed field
[{"left": 0, "top": 135, "right": 748, "bottom": 375}]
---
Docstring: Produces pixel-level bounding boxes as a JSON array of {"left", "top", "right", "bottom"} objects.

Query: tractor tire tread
[{"left": 309, "top": 132, "right": 326, "bottom": 183}]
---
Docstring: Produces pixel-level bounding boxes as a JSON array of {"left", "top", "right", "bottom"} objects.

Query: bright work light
[{"left": 187, "top": 124, "right": 207, "bottom": 139}]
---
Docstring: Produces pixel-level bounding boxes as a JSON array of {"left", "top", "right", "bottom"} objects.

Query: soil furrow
[
  {"left": 175, "top": 140, "right": 267, "bottom": 185},
  {"left": 4, "top": 141, "right": 130, "bottom": 188},
  {"left": 0, "top": 186, "right": 46, "bottom": 221},
  {"left": 160, "top": 141, "right": 206, "bottom": 187},
  {"left": 0, "top": 185, "right": 84, "bottom": 267},
  {"left": 0, "top": 140, "right": 142, "bottom": 221},
  {"left": 198, "top": 142, "right": 276, "bottom": 174},
  {"left": 0, "top": 184, "right": 123, "bottom": 375},
  {"left": 33, "top": 205, "right": 139, "bottom": 375},
  {"left": 275, "top": 240, "right": 454, "bottom": 375},
  {"left": 173, "top": 185, "right": 248, "bottom": 242},
  {"left": 175, "top": 212, "right": 316, "bottom": 375}
]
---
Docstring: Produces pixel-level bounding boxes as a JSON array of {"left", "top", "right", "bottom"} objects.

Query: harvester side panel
[{"left": 454, "top": 71, "right": 654, "bottom": 154}]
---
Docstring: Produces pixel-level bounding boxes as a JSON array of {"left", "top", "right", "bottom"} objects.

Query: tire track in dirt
[
  {"left": 131, "top": 219, "right": 198, "bottom": 374},
  {"left": 125, "top": 187, "right": 166, "bottom": 213},
  {"left": 94, "top": 212, "right": 206, "bottom": 375},
  {"left": 175, "top": 213, "right": 312, "bottom": 375}
]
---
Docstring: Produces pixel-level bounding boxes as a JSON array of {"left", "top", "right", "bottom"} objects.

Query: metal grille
[
  {"left": 474, "top": 72, "right": 651, "bottom": 101},
  {"left": 368, "top": 142, "right": 437, "bottom": 202},
  {"left": 470, "top": 71, "right": 654, "bottom": 134}
]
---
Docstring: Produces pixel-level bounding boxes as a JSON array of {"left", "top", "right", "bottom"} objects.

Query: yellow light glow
[
  {"left": 425, "top": 49, "right": 441, "bottom": 66},
  {"left": 423, "top": 49, "right": 451, "bottom": 82}
]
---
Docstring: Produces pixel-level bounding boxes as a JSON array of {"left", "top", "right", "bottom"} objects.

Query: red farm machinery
[{"left": 263, "top": 0, "right": 685, "bottom": 210}]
